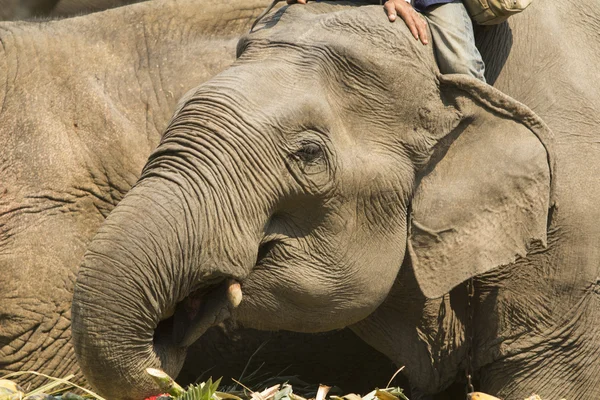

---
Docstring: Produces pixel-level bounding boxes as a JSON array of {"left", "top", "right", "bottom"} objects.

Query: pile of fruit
[
  {"left": 0, "top": 369, "right": 410, "bottom": 400},
  {"left": 0, "top": 369, "right": 559, "bottom": 400},
  {"left": 141, "top": 370, "right": 409, "bottom": 400}
]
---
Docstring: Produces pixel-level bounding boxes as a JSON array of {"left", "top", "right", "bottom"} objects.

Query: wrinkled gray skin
[
  {"left": 0, "top": 0, "right": 277, "bottom": 386},
  {"left": 0, "top": 0, "right": 393, "bottom": 391},
  {"left": 0, "top": 0, "right": 143, "bottom": 20},
  {"left": 72, "top": 1, "right": 600, "bottom": 400}
]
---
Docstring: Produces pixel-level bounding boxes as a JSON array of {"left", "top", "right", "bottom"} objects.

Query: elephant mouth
[
  {"left": 154, "top": 279, "right": 243, "bottom": 349},
  {"left": 153, "top": 238, "right": 281, "bottom": 350}
]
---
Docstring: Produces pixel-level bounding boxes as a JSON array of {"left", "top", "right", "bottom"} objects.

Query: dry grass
[
  {"left": 0, "top": 372, "right": 105, "bottom": 400},
  {"left": 0, "top": 369, "right": 409, "bottom": 400},
  {"left": 0, "top": 369, "right": 559, "bottom": 400}
]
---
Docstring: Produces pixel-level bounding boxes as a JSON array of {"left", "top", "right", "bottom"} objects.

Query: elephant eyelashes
[
  {"left": 294, "top": 142, "right": 324, "bottom": 163},
  {"left": 289, "top": 141, "right": 330, "bottom": 179}
]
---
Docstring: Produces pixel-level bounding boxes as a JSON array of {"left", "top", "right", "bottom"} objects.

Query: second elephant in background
[{"left": 0, "top": 0, "right": 143, "bottom": 20}]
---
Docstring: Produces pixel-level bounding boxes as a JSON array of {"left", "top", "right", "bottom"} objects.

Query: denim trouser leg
[{"left": 423, "top": 1, "right": 486, "bottom": 82}]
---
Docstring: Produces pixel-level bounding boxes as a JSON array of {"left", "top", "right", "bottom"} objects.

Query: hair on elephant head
[{"left": 71, "top": 2, "right": 554, "bottom": 399}]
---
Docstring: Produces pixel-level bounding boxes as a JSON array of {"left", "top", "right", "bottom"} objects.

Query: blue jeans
[{"left": 423, "top": 1, "right": 486, "bottom": 82}]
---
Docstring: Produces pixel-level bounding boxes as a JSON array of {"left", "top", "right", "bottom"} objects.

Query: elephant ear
[{"left": 409, "top": 74, "right": 557, "bottom": 299}]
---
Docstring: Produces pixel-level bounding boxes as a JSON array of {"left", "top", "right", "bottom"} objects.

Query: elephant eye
[
  {"left": 294, "top": 142, "right": 324, "bottom": 163},
  {"left": 286, "top": 138, "right": 330, "bottom": 182}
]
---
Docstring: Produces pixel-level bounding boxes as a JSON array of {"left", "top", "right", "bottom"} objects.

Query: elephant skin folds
[
  {"left": 71, "top": 2, "right": 600, "bottom": 400},
  {"left": 0, "top": 0, "right": 276, "bottom": 389}
]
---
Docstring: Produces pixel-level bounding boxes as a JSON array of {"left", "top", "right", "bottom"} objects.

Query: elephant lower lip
[{"left": 171, "top": 279, "right": 242, "bottom": 348}]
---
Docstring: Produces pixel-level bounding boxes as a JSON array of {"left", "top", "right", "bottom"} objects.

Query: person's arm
[{"left": 286, "top": 0, "right": 428, "bottom": 45}]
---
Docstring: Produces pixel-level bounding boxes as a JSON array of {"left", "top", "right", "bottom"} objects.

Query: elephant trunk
[
  {"left": 71, "top": 173, "right": 259, "bottom": 400},
  {"left": 72, "top": 76, "right": 282, "bottom": 399}
]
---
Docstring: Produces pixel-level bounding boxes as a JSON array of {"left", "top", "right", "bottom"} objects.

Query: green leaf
[
  {"left": 374, "top": 388, "right": 408, "bottom": 400},
  {"left": 175, "top": 378, "right": 222, "bottom": 400}
]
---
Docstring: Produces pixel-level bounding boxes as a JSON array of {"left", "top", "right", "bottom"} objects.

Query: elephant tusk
[
  {"left": 227, "top": 279, "right": 243, "bottom": 308},
  {"left": 172, "top": 279, "right": 243, "bottom": 348}
]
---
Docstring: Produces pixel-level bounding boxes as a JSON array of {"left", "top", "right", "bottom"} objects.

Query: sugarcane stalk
[{"left": 146, "top": 368, "right": 185, "bottom": 397}]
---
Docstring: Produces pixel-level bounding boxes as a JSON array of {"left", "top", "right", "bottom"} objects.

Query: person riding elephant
[
  {"left": 289, "top": 0, "right": 486, "bottom": 81},
  {"left": 70, "top": 1, "right": 600, "bottom": 400},
  {"left": 391, "top": 0, "right": 486, "bottom": 81}
]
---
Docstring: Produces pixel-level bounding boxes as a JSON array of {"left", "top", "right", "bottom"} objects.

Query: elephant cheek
[{"left": 229, "top": 270, "right": 344, "bottom": 332}]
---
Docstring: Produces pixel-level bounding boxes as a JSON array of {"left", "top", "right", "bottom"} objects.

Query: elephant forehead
[{"left": 241, "top": 2, "right": 435, "bottom": 72}]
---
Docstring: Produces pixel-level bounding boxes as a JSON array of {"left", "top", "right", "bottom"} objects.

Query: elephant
[
  {"left": 70, "top": 0, "right": 600, "bottom": 399},
  {"left": 49, "top": 0, "right": 143, "bottom": 17},
  {"left": 0, "top": 0, "right": 396, "bottom": 392},
  {"left": 0, "top": 0, "right": 251, "bottom": 382},
  {"left": 0, "top": 0, "right": 58, "bottom": 19},
  {"left": 0, "top": 0, "right": 143, "bottom": 20}
]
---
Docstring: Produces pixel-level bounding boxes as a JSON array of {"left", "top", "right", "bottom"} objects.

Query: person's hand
[
  {"left": 287, "top": 0, "right": 307, "bottom": 4},
  {"left": 384, "top": 0, "right": 428, "bottom": 45}
]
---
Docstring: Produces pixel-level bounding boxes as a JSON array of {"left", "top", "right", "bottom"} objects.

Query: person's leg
[{"left": 423, "top": 1, "right": 486, "bottom": 82}]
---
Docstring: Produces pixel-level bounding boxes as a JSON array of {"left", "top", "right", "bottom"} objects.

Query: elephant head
[{"left": 71, "top": 2, "right": 554, "bottom": 399}]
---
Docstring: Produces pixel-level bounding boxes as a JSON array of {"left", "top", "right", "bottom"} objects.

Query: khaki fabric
[{"left": 463, "top": 0, "right": 532, "bottom": 24}]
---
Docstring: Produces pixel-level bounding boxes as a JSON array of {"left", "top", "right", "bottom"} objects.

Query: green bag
[{"left": 463, "top": 0, "right": 533, "bottom": 25}]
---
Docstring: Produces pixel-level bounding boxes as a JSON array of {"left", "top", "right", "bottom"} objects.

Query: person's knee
[
  {"left": 437, "top": 47, "right": 486, "bottom": 81},
  {"left": 450, "top": 60, "right": 486, "bottom": 82}
]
